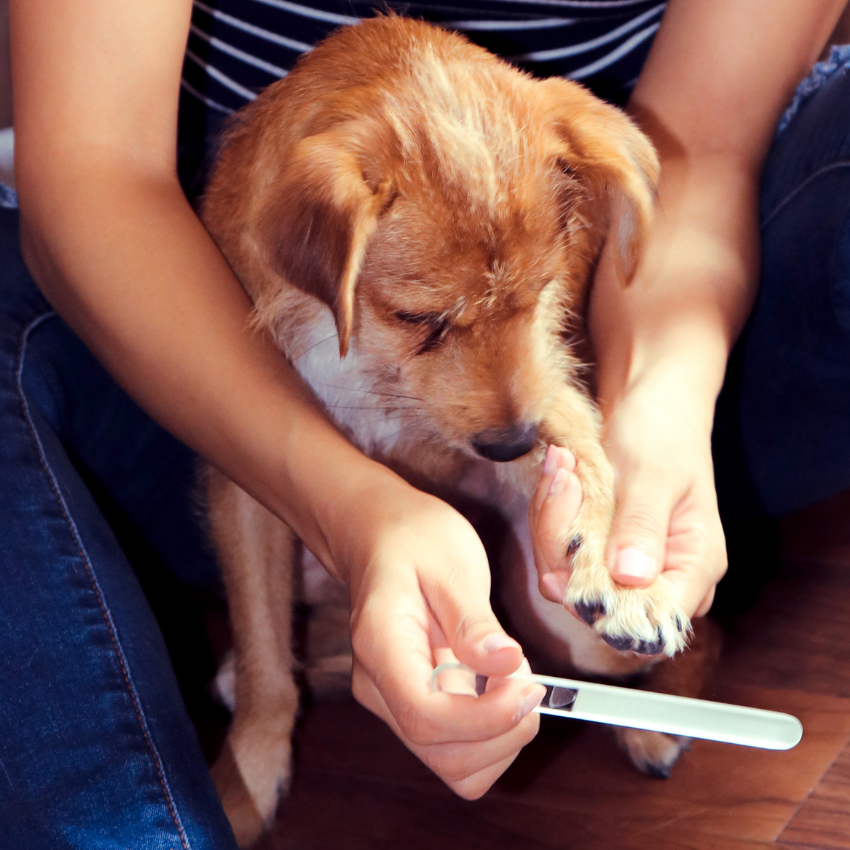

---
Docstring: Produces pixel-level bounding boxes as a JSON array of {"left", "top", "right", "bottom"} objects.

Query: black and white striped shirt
[{"left": 178, "top": 0, "right": 666, "bottom": 192}]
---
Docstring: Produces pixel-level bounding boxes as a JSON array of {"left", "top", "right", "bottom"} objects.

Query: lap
[
  {"left": 715, "top": 47, "right": 850, "bottom": 517},
  {"left": 0, "top": 205, "right": 235, "bottom": 849}
]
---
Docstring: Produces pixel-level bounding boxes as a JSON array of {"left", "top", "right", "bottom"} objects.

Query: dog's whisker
[
  {"left": 321, "top": 404, "right": 422, "bottom": 413},
  {"left": 290, "top": 334, "right": 338, "bottom": 361},
  {"left": 310, "top": 381, "right": 422, "bottom": 402}
]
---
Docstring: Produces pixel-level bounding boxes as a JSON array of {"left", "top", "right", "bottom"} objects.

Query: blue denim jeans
[
  {"left": 0, "top": 213, "right": 236, "bottom": 843},
  {"left": 1, "top": 48, "right": 849, "bottom": 848},
  {"left": 714, "top": 46, "right": 850, "bottom": 517}
]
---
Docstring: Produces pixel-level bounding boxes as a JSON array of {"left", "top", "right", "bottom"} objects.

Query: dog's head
[{"left": 214, "top": 19, "right": 658, "bottom": 462}]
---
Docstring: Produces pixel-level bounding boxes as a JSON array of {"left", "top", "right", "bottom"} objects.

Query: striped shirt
[{"left": 178, "top": 0, "right": 666, "bottom": 193}]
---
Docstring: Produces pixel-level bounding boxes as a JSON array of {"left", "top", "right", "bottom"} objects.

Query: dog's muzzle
[{"left": 471, "top": 423, "right": 539, "bottom": 462}]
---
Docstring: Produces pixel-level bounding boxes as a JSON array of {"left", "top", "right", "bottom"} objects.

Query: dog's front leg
[
  {"left": 207, "top": 468, "right": 299, "bottom": 847},
  {"left": 538, "top": 384, "right": 689, "bottom": 658}
]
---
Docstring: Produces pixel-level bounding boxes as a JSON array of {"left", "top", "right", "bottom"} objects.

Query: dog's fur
[{"left": 201, "top": 16, "right": 702, "bottom": 845}]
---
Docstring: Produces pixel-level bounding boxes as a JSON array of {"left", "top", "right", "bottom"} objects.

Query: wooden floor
[{"left": 189, "top": 491, "right": 850, "bottom": 850}]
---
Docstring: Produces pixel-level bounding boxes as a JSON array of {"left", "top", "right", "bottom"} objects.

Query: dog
[{"left": 201, "top": 14, "right": 702, "bottom": 845}]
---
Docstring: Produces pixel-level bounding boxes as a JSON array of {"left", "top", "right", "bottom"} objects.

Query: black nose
[{"left": 471, "top": 423, "right": 539, "bottom": 462}]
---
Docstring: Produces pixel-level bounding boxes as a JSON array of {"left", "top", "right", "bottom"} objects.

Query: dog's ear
[
  {"left": 257, "top": 130, "right": 393, "bottom": 356},
  {"left": 543, "top": 78, "right": 659, "bottom": 285}
]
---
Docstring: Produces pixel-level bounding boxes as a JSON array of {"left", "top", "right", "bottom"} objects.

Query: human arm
[
  {"left": 10, "top": 0, "right": 544, "bottom": 796},
  {"left": 534, "top": 0, "right": 846, "bottom": 617}
]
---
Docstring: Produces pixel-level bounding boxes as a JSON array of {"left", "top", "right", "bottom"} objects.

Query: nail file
[{"left": 430, "top": 662, "right": 803, "bottom": 750}]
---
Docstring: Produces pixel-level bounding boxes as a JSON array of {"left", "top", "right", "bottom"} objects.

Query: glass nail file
[{"left": 431, "top": 662, "right": 803, "bottom": 750}]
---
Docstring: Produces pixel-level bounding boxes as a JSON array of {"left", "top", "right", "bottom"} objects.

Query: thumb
[
  {"left": 608, "top": 474, "right": 674, "bottom": 587},
  {"left": 423, "top": 572, "right": 524, "bottom": 680}
]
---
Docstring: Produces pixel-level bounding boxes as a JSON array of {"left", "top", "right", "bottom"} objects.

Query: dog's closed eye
[{"left": 394, "top": 311, "right": 451, "bottom": 354}]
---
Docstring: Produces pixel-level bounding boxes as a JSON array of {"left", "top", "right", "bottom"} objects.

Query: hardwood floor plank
[
  {"left": 261, "top": 682, "right": 850, "bottom": 849},
  {"left": 778, "top": 741, "right": 850, "bottom": 849}
]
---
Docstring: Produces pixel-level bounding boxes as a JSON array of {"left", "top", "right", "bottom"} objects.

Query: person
[{"left": 3, "top": 0, "right": 849, "bottom": 846}]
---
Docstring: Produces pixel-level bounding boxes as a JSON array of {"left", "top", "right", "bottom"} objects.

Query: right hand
[{"left": 334, "top": 472, "right": 546, "bottom": 798}]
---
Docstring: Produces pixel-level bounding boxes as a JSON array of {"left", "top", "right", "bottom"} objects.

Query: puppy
[{"left": 201, "top": 14, "right": 696, "bottom": 845}]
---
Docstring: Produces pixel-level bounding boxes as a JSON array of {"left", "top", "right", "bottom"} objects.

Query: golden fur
[{"left": 201, "top": 16, "right": 702, "bottom": 845}]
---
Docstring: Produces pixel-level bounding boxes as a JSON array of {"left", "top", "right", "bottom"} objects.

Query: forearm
[
  {"left": 17, "top": 157, "right": 394, "bottom": 581},
  {"left": 591, "top": 150, "right": 760, "bottom": 424},
  {"left": 594, "top": 0, "right": 846, "bottom": 420}
]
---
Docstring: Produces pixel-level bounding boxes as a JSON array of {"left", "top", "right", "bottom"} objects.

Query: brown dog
[{"left": 201, "top": 14, "right": 697, "bottom": 845}]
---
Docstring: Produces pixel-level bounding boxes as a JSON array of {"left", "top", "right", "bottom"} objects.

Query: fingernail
[
  {"left": 615, "top": 548, "right": 657, "bottom": 581},
  {"left": 543, "top": 444, "right": 557, "bottom": 476},
  {"left": 547, "top": 468, "right": 568, "bottom": 499},
  {"left": 482, "top": 633, "right": 520, "bottom": 654},
  {"left": 517, "top": 684, "right": 547, "bottom": 720},
  {"left": 541, "top": 572, "right": 568, "bottom": 603}
]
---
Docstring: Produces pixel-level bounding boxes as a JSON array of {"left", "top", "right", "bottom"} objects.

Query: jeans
[
  {"left": 0, "top": 217, "right": 236, "bottom": 843},
  {"left": 1, "top": 49, "right": 849, "bottom": 848}
]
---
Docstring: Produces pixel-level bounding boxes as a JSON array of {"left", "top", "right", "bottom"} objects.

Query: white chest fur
[{"left": 284, "top": 311, "right": 407, "bottom": 457}]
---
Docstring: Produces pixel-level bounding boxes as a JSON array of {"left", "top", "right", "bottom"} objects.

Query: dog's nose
[{"left": 471, "top": 423, "right": 539, "bottom": 462}]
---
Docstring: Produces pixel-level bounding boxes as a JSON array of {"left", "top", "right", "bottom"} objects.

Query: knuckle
[
  {"left": 619, "top": 503, "right": 666, "bottom": 540},
  {"left": 449, "top": 776, "right": 489, "bottom": 800},
  {"left": 396, "top": 703, "right": 434, "bottom": 746},
  {"left": 349, "top": 607, "right": 381, "bottom": 669},
  {"left": 350, "top": 668, "right": 370, "bottom": 708},
  {"left": 453, "top": 614, "right": 488, "bottom": 646},
  {"left": 436, "top": 756, "right": 477, "bottom": 785}
]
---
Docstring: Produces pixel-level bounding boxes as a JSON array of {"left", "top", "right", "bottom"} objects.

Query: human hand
[
  {"left": 336, "top": 475, "right": 546, "bottom": 799},
  {"left": 529, "top": 380, "right": 726, "bottom": 625},
  {"left": 528, "top": 444, "right": 584, "bottom": 606},
  {"left": 598, "top": 364, "right": 728, "bottom": 618}
]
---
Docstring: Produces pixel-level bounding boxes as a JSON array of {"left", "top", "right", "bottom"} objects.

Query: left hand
[
  {"left": 529, "top": 378, "right": 727, "bottom": 621},
  {"left": 595, "top": 361, "right": 728, "bottom": 618}
]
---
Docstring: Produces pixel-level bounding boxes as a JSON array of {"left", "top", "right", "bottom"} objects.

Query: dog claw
[
  {"left": 643, "top": 762, "right": 672, "bottom": 780},
  {"left": 574, "top": 599, "right": 605, "bottom": 626},
  {"left": 567, "top": 534, "right": 583, "bottom": 557},
  {"left": 634, "top": 627, "right": 665, "bottom": 656},
  {"left": 602, "top": 633, "right": 634, "bottom": 652}
]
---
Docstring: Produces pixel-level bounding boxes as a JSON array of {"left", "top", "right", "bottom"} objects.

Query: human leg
[
  {"left": 0, "top": 202, "right": 237, "bottom": 849},
  {"left": 714, "top": 47, "right": 850, "bottom": 518}
]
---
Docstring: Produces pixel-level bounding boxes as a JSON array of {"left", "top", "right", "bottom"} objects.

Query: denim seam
[
  {"left": 15, "top": 311, "right": 192, "bottom": 850},
  {"left": 762, "top": 160, "right": 850, "bottom": 230}
]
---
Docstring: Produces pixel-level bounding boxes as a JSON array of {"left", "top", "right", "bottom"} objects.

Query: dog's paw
[
  {"left": 562, "top": 539, "right": 690, "bottom": 657},
  {"left": 212, "top": 721, "right": 293, "bottom": 847},
  {"left": 616, "top": 726, "right": 690, "bottom": 778},
  {"left": 211, "top": 651, "right": 237, "bottom": 712}
]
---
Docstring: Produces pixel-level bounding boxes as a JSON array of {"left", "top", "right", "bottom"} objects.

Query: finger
[
  {"left": 695, "top": 585, "right": 715, "bottom": 617},
  {"left": 661, "top": 487, "right": 727, "bottom": 616},
  {"left": 447, "top": 750, "right": 524, "bottom": 800},
  {"left": 352, "top": 599, "right": 542, "bottom": 746},
  {"left": 607, "top": 470, "right": 677, "bottom": 587},
  {"left": 529, "top": 446, "right": 582, "bottom": 603},
  {"left": 529, "top": 445, "right": 577, "bottom": 528},
  {"left": 418, "top": 565, "right": 525, "bottom": 681},
  {"left": 353, "top": 659, "right": 541, "bottom": 788}
]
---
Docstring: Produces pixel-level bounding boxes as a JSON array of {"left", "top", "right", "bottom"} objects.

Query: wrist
[{"left": 596, "top": 326, "right": 729, "bottom": 435}]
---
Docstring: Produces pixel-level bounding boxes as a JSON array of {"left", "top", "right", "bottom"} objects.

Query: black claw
[
  {"left": 602, "top": 633, "right": 634, "bottom": 652},
  {"left": 575, "top": 599, "right": 605, "bottom": 626},
  {"left": 675, "top": 616, "right": 683, "bottom": 633},
  {"left": 567, "top": 534, "right": 583, "bottom": 556},
  {"left": 635, "top": 626, "right": 665, "bottom": 656},
  {"left": 635, "top": 638, "right": 663, "bottom": 655},
  {"left": 643, "top": 763, "right": 672, "bottom": 780}
]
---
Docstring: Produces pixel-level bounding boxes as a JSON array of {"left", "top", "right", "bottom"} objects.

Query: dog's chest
[{"left": 285, "top": 312, "right": 407, "bottom": 457}]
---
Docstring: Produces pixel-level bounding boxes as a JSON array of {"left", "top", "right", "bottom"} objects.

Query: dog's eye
[
  {"left": 558, "top": 159, "right": 579, "bottom": 180},
  {"left": 394, "top": 311, "right": 451, "bottom": 354},
  {"left": 394, "top": 310, "right": 438, "bottom": 325}
]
